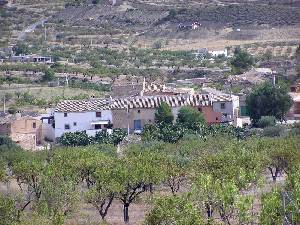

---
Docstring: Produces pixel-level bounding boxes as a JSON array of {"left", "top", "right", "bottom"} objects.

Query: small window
[
  {"left": 198, "top": 107, "right": 202, "bottom": 112},
  {"left": 221, "top": 103, "right": 226, "bottom": 109},
  {"left": 64, "top": 113, "right": 68, "bottom": 117},
  {"left": 216, "top": 117, "right": 218, "bottom": 121},
  {"left": 96, "top": 112, "right": 102, "bottom": 117},
  {"left": 137, "top": 109, "right": 141, "bottom": 113},
  {"left": 73, "top": 122, "right": 77, "bottom": 126},
  {"left": 32, "top": 122, "right": 36, "bottom": 129},
  {"left": 64, "top": 124, "right": 70, "bottom": 130},
  {"left": 95, "top": 124, "right": 101, "bottom": 130}
]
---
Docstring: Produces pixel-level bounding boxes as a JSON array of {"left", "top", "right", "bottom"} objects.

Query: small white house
[
  {"left": 54, "top": 99, "right": 113, "bottom": 138},
  {"left": 208, "top": 49, "right": 228, "bottom": 58},
  {"left": 202, "top": 88, "right": 239, "bottom": 123}
]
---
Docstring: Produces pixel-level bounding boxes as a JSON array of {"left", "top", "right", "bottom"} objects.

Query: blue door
[{"left": 134, "top": 120, "right": 142, "bottom": 130}]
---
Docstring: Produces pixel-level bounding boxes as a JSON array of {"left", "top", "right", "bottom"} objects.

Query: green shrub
[
  {"left": 8, "top": 106, "right": 18, "bottom": 114},
  {"left": 256, "top": 116, "right": 276, "bottom": 128},
  {"left": 42, "top": 69, "right": 56, "bottom": 82},
  {"left": 60, "top": 131, "right": 92, "bottom": 146},
  {"left": 0, "top": 194, "right": 19, "bottom": 224},
  {"left": 262, "top": 126, "right": 284, "bottom": 137}
]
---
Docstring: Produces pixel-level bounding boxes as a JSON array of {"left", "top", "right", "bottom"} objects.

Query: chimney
[{"left": 15, "top": 112, "right": 21, "bottom": 119}]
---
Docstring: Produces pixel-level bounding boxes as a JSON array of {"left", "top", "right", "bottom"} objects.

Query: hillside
[{"left": 1, "top": 0, "right": 300, "bottom": 50}]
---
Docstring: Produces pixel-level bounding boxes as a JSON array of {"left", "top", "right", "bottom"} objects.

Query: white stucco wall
[
  {"left": 209, "top": 49, "right": 228, "bottom": 57},
  {"left": 213, "top": 96, "right": 239, "bottom": 123},
  {"left": 54, "top": 110, "right": 112, "bottom": 138}
]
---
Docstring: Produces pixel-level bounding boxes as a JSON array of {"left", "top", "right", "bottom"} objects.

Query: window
[
  {"left": 198, "top": 107, "right": 202, "bottom": 112},
  {"left": 221, "top": 103, "right": 226, "bottom": 109},
  {"left": 64, "top": 113, "right": 68, "bottom": 117},
  {"left": 64, "top": 124, "right": 70, "bottom": 130},
  {"left": 96, "top": 112, "right": 102, "bottom": 117},
  {"left": 32, "top": 122, "right": 36, "bottom": 129},
  {"left": 73, "top": 122, "right": 77, "bottom": 126},
  {"left": 95, "top": 124, "right": 101, "bottom": 130},
  {"left": 134, "top": 120, "right": 142, "bottom": 130},
  {"left": 216, "top": 117, "right": 218, "bottom": 121}
]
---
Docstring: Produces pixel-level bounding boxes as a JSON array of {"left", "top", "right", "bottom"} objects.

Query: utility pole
[
  {"left": 127, "top": 105, "right": 130, "bottom": 136},
  {"left": 44, "top": 23, "right": 47, "bottom": 42},
  {"left": 3, "top": 96, "right": 6, "bottom": 113}
]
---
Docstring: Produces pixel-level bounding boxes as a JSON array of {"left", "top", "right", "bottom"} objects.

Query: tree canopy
[
  {"left": 230, "top": 47, "right": 254, "bottom": 74},
  {"left": 246, "top": 82, "right": 293, "bottom": 124},
  {"left": 154, "top": 102, "right": 174, "bottom": 124},
  {"left": 176, "top": 106, "right": 206, "bottom": 130}
]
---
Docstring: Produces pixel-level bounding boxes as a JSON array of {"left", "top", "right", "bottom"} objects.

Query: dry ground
[{"left": 0, "top": 171, "right": 286, "bottom": 225}]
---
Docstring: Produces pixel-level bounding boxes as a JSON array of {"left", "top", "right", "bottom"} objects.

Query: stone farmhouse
[{"left": 0, "top": 114, "right": 43, "bottom": 150}]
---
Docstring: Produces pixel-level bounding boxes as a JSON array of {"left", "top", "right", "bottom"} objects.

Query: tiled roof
[
  {"left": 55, "top": 99, "right": 112, "bottom": 112},
  {"left": 210, "top": 94, "right": 233, "bottom": 102},
  {"left": 143, "top": 83, "right": 165, "bottom": 93},
  {"left": 55, "top": 94, "right": 211, "bottom": 112}
]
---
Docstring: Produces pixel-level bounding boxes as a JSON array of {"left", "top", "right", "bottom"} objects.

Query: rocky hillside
[{"left": 1, "top": 0, "right": 300, "bottom": 51}]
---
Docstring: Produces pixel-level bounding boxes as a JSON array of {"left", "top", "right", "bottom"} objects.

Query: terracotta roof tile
[{"left": 55, "top": 94, "right": 212, "bottom": 112}]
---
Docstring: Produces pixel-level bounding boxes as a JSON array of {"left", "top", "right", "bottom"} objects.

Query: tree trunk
[
  {"left": 123, "top": 203, "right": 129, "bottom": 223},
  {"left": 99, "top": 195, "right": 114, "bottom": 220},
  {"left": 206, "top": 203, "right": 213, "bottom": 218},
  {"left": 269, "top": 167, "right": 280, "bottom": 181}
]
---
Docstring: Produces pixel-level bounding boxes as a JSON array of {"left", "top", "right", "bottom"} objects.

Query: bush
[
  {"left": 256, "top": 116, "right": 276, "bottom": 128},
  {"left": 8, "top": 106, "right": 18, "bottom": 114},
  {"left": 60, "top": 131, "right": 91, "bottom": 146},
  {"left": 287, "top": 123, "right": 300, "bottom": 136},
  {"left": 13, "top": 42, "right": 29, "bottom": 55},
  {"left": 0, "top": 194, "right": 19, "bottom": 224},
  {"left": 94, "top": 128, "right": 127, "bottom": 146},
  {"left": 262, "top": 126, "right": 284, "bottom": 137},
  {"left": 42, "top": 69, "right": 55, "bottom": 82}
]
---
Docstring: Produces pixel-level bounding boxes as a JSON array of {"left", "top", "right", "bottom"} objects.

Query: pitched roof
[
  {"left": 55, "top": 99, "right": 112, "bottom": 112},
  {"left": 55, "top": 94, "right": 211, "bottom": 112}
]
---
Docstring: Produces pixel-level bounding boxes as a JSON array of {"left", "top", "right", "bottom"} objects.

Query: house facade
[
  {"left": 111, "top": 95, "right": 207, "bottom": 133},
  {"left": 53, "top": 89, "right": 241, "bottom": 138},
  {"left": 54, "top": 99, "right": 113, "bottom": 138},
  {"left": 54, "top": 94, "right": 211, "bottom": 137},
  {"left": 202, "top": 88, "right": 240, "bottom": 123},
  {"left": 288, "top": 90, "right": 300, "bottom": 120}
]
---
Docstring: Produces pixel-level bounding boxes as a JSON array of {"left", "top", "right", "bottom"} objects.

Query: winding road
[{"left": 17, "top": 18, "right": 48, "bottom": 41}]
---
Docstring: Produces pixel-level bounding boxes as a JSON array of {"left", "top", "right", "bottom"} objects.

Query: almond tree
[
  {"left": 144, "top": 194, "right": 204, "bottom": 225},
  {"left": 114, "top": 150, "right": 166, "bottom": 223}
]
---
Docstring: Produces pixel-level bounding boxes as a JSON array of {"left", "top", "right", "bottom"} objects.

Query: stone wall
[
  {"left": 112, "top": 108, "right": 156, "bottom": 132},
  {"left": 10, "top": 133, "right": 37, "bottom": 150},
  {"left": 10, "top": 117, "right": 43, "bottom": 149}
]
